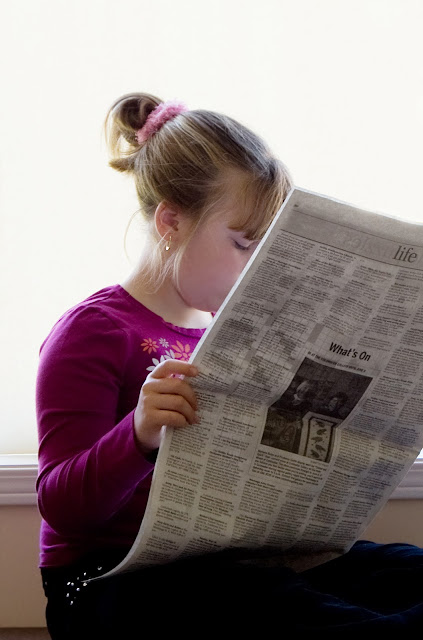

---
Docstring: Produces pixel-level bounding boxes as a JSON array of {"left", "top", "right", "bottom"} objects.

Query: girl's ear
[{"left": 154, "top": 201, "right": 181, "bottom": 239}]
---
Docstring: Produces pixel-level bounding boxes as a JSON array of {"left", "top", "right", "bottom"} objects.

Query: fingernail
[{"left": 194, "top": 414, "right": 200, "bottom": 424}]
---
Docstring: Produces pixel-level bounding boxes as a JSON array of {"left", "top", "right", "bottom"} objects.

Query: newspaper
[{"left": 100, "top": 187, "right": 423, "bottom": 577}]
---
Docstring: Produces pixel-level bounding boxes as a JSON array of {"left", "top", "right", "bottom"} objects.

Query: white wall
[{"left": 2, "top": 0, "right": 423, "bottom": 452}]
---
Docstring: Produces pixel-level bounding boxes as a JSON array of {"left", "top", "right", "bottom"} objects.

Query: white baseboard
[
  {"left": 0, "top": 455, "right": 38, "bottom": 505},
  {"left": 1, "top": 455, "right": 423, "bottom": 505}
]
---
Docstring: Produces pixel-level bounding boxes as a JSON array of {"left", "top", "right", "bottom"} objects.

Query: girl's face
[{"left": 175, "top": 208, "right": 260, "bottom": 313}]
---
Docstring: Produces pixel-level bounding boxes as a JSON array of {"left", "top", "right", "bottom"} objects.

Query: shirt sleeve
[{"left": 36, "top": 306, "right": 154, "bottom": 535}]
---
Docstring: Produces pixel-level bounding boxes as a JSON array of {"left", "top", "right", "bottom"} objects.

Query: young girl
[
  {"left": 37, "top": 93, "right": 423, "bottom": 638},
  {"left": 36, "top": 92, "right": 292, "bottom": 637}
]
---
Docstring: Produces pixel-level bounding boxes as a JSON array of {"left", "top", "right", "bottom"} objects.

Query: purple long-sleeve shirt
[{"left": 36, "top": 284, "right": 206, "bottom": 567}]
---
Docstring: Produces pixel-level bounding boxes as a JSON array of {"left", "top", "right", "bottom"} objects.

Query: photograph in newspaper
[
  {"left": 95, "top": 187, "right": 423, "bottom": 580},
  {"left": 262, "top": 357, "right": 372, "bottom": 461}
]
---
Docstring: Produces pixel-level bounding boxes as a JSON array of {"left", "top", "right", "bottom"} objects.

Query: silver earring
[{"left": 165, "top": 235, "right": 172, "bottom": 251}]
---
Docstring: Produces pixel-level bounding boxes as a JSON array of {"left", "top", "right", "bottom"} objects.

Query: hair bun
[
  {"left": 104, "top": 93, "right": 162, "bottom": 172},
  {"left": 135, "top": 101, "right": 187, "bottom": 144}
]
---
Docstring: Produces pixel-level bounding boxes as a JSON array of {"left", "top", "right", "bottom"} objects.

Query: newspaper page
[{"left": 100, "top": 187, "right": 423, "bottom": 577}]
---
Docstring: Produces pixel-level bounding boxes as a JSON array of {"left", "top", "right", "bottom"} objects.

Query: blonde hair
[{"left": 104, "top": 92, "right": 293, "bottom": 290}]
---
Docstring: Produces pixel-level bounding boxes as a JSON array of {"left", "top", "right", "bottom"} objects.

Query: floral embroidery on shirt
[
  {"left": 159, "top": 338, "right": 169, "bottom": 348},
  {"left": 141, "top": 338, "right": 158, "bottom": 354},
  {"left": 146, "top": 355, "right": 168, "bottom": 372},
  {"left": 146, "top": 349, "right": 176, "bottom": 373},
  {"left": 171, "top": 341, "right": 192, "bottom": 361}
]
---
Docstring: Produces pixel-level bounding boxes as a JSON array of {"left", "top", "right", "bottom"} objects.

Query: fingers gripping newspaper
[{"left": 102, "top": 187, "right": 423, "bottom": 577}]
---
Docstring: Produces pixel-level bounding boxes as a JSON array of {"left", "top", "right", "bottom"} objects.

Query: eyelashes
[{"left": 233, "top": 240, "right": 251, "bottom": 251}]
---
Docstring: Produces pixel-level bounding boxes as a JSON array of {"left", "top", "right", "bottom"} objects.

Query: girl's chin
[
  {"left": 182, "top": 291, "right": 227, "bottom": 314},
  {"left": 191, "top": 297, "right": 223, "bottom": 314}
]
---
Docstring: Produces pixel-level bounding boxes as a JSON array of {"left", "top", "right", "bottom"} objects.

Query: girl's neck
[{"left": 121, "top": 268, "right": 213, "bottom": 330}]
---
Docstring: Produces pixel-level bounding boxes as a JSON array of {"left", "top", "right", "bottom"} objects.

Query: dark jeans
[
  {"left": 41, "top": 541, "right": 423, "bottom": 639},
  {"left": 41, "top": 548, "right": 270, "bottom": 639}
]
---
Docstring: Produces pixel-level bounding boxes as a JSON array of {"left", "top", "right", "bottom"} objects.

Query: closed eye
[{"left": 233, "top": 240, "right": 252, "bottom": 251}]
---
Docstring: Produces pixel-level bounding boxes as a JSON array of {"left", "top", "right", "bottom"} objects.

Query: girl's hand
[{"left": 133, "top": 359, "right": 199, "bottom": 454}]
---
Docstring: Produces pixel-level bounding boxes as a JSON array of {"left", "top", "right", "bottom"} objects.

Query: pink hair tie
[{"left": 136, "top": 100, "right": 188, "bottom": 144}]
